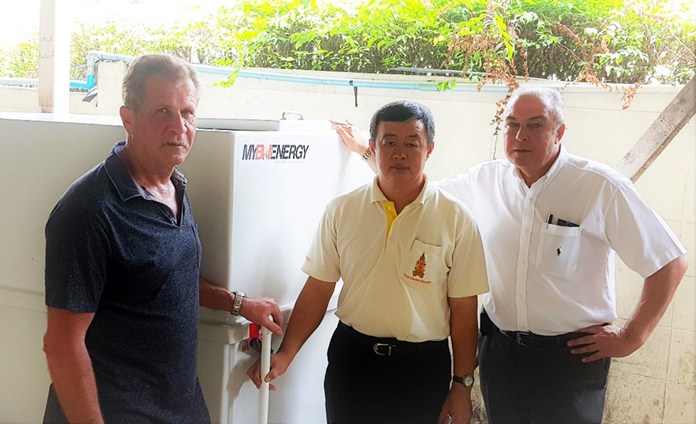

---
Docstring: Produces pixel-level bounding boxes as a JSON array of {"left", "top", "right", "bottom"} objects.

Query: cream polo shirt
[
  {"left": 302, "top": 177, "right": 489, "bottom": 342},
  {"left": 438, "top": 146, "right": 686, "bottom": 335}
]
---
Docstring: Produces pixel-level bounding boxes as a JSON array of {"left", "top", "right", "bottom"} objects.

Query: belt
[
  {"left": 481, "top": 309, "right": 585, "bottom": 349},
  {"left": 338, "top": 322, "right": 447, "bottom": 357},
  {"left": 497, "top": 327, "right": 585, "bottom": 349}
]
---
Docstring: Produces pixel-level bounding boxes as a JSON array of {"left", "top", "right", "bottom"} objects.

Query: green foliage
[
  {"left": 71, "top": 22, "right": 155, "bottom": 80},
  {"left": 216, "top": 0, "right": 451, "bottom": 73},
  {"left": 505, "top": 0, "right": 696, "bottom": 84},
  {"left": 4, "top": 38, "right": 40, "bottom": 78},
  {"left": 1, "top": 0, "right": 694, "bottom": 88},
  {"left": 224, "top": 0, "right": 694, "bottom": 85}
]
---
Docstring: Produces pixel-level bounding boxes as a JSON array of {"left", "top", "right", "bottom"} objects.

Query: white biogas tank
[{"left": 184, "top": 118, "right": 372, "bottom": 424}]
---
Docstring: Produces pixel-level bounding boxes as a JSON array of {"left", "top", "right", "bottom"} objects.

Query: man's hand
[
  {"left": 240, "top": 297, "right": 283, "bottom": 336},
  {"left": 438, "top": 384, "right": 473, "bottom": 424},
  {"left": 246, "top": 351, "right": 293, "bottom": 389},
  {"left": 331, "top": 121, "right": 369, "bottom": 154},
  {"left": 567, "top": 323, "right": 641, "bottom": 363}
]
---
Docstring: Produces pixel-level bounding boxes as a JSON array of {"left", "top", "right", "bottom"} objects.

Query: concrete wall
[{"left": 0, "top": 63, "right": 693, "bottom": 423}]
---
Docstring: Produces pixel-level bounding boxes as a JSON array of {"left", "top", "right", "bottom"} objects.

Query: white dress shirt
[{"left": 438, "top": 146, "right": 685, "bottom": 335}]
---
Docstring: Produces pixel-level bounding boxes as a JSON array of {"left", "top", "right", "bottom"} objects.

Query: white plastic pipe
[{"left": 258, "top": 325, "right": 272, "bottom": 424}]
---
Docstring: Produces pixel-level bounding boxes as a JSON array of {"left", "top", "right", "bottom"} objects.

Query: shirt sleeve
[
  {"left": 437, "top": 171, "right": 475, "bottom": 204},
  {"left": 446, "top": 201, "right": 490, "bottom": 298},
  {"left": 301, "top": 202, "right": 341, "bottom": 283},
  {"left": 604, "top": 179, "right": 686, "bottom": 278},
  {"left": 45, "top": 199, "right": 110, "bottom": 312}
]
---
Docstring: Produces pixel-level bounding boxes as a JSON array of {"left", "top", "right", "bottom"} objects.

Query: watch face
[{"left": 453, "top": 374, "right": 475, "bottom": 387}]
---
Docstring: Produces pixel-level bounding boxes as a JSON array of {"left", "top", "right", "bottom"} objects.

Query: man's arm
[
  {"left": 43, "top": 307, "right": 104, "bottom": 424},
  {"left": 199, "top": 278, "right": 283, "bottom": 335},
  {"left": 568, "top": 255, "right": 688, "bottom": 362},
  {"left": 438, "top": 295, "right": 479, "bottom": 424},
  {"left": 247, "top": 276, "right": 336, "bottom": 388}
]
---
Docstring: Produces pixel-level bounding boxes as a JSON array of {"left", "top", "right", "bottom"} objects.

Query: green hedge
[{"left": 1, "top": 0, "right": 694, "bottom": 87}]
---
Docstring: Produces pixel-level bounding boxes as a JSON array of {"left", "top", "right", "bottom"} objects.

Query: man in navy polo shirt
[{"left": 42, "top": 54, "right": 283, "bottom": 423}]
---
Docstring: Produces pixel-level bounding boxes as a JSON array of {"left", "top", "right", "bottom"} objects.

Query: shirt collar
[
  {"left": 544, "top": 144, "right": 569, "bottom": 183},
  {"left": 104, "top": 141, "right": 187, "bottom": 202},
  {"left": 510, "top": 144, "right": 569, "bottom": 187},
  {"left": 369, "top": 175, "right": 432, "bottom": 205}
]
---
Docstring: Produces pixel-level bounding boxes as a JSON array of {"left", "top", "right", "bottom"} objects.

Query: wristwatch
[
  {"left": 452, "top": 374, "right": 475, "bottom": 387},
  {"left": 230, "top": 291, "right": 246, "bottom": 316}
]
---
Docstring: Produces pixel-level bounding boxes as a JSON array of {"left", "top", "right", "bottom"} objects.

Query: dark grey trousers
[{"left": 479, "top": 311, "right": 610, "bottom": 424}]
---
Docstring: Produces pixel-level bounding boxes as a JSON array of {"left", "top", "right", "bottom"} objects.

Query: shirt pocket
[
  {"left": 400, "top": 239, "right": 447, "bottom": 287},
  {"left": 536, "top": 224, "right": 581, "bottom": 277}
]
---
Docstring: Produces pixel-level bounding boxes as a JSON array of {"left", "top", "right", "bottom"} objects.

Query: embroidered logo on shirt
[
  {"left": 556, "top": 247, "right": 562, "bottom": 256},
  {"left": 412, "top": 252, "right": 426, "bottom": 278},
  {"left": 403, "top": 252, "right": 432, "bottom": 284}
]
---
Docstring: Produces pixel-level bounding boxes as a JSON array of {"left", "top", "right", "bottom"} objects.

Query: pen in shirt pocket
[
  {"left": 557, "top": 218, "right": 579, "bottom": 227},
  {"left": 546, "top": 213, "right": 579, "bottom": 227}
]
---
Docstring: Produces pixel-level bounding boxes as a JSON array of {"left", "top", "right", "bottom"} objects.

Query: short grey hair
[
  {"left": 504, "top": 86, "right": 565, "bottom": 129},
  {"left": 122, "top": 54, "right": 200, "bottom": 111}
]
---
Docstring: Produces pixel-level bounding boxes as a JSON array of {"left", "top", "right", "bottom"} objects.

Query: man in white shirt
[
  {"left": 335, "top": 87, "right": 688, "bottom": 424},
  {"left": 248, "top": 101, "right": 489, "bottom": 424}
]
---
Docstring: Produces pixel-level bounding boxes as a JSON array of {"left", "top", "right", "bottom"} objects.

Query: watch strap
[
  {"left": 230, "top": 291, "right": 246, "bottom": 316},
  {"left": 452, "top": 374, "right": 475, "bottom": 387}
]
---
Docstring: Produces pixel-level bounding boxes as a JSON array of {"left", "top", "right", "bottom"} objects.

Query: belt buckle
[
  {"left": 373, "top": 343, "right": 395, "bottom": 356},
  {"left": 515, "top": 332, "right": 531, "bottom": 347}
]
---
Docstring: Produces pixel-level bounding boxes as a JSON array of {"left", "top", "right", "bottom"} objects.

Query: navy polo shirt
[{"left": 45, "top": 142, "right": 210, "bottom": 423}]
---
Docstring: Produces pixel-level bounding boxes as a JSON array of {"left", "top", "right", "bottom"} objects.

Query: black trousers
[
  {"left": 479, "top": 311, "right": 610, "bottom": 424},
  {"left": 324, "top": 322, "right": 451, "bottom": 424}
]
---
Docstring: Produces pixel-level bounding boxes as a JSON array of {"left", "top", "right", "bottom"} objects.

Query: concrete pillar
[{"left": 38, "top": 0, "right": 70, "bottom": 115}]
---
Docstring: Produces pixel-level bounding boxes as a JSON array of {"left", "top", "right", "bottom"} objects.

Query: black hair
[{"left": 369, "top": 101, "right": 435, "bottom": 145}]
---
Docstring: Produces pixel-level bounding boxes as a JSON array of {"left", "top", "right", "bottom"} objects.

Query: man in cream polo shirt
[{"left": 247, "top": 101, "right": 489, "bottom": 424}]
